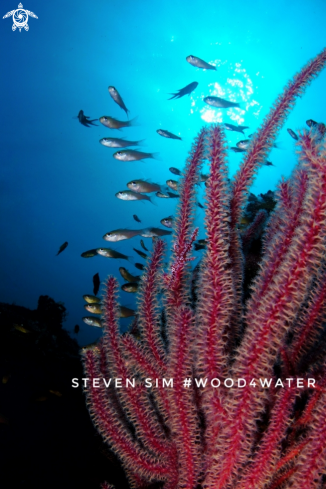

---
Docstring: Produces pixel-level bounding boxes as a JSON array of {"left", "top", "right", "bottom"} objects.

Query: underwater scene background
[{"left": 1, "top": 0, "right": 326, "bottom": 346}]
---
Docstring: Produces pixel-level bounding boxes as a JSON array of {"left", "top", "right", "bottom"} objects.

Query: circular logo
[{"left": 13, "top": 9, "right": 28, "bottom": 28}]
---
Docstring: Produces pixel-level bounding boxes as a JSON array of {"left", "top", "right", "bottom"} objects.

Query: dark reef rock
[{"left": 0, "top": 297, "right": 129, "bottom": 489}]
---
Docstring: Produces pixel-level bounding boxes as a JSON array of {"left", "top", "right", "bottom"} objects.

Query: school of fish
[{"left": 71, "top": 54, "right": 325, "bottom": 345}]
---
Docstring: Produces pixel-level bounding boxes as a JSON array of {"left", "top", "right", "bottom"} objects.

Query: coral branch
[
  {"left": 286, "top": 382, "right": 326, "bottom": 489},
  {"left": 167, "top": 307, "right": 201, "bottom": 488},
  {"left": 165, "top": 128, "right": 208, "bottom": 314},
  {"left": 230, "top": 47, "right": 326, "bottom": 228},
  {"left": 137, "top": 238, "right": 167, "bottom": 373},
  {"left": 236, "top": 387, "right": 296, "bottom": 489}
]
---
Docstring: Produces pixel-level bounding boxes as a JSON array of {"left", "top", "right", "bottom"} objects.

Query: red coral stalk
[
  {"left": 236, "top": 387, "right": 296, "bottom": 489},
  {"left": 286, "top": 382, "right": 326, "bottom": 488},
  {"left": 137, "top": 238, "right": 167, "bottom": 373},
  {"left": 290, "top": 265, "right": 326, "bottom": 368},
  {"left": 167, "top": 306, "right": 201, "bottom": 488},
  {"left": 165, "top": 128, "right": 208, "bottom": 314},
  {"left": 230, "top": 47, "right": 326, "bottom": 228}
]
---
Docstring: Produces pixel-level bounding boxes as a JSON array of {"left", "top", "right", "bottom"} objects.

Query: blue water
[{"left": 1, "top": 0, "right": 326, "bottom": 347}]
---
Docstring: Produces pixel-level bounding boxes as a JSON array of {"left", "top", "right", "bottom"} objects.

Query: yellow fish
[
  {"left": 49, "top": 390, "right": 63, "bottom": 397},
  {"left": 13, "top": 324, "right": 30, "bottom": 333}
]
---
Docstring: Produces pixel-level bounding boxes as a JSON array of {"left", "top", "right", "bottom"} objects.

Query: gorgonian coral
[{"left": 82, "top": 48, "right": 326, "bottom": 489}]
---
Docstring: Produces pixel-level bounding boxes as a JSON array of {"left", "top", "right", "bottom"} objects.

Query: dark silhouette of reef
[{"left": 0, "top": 296, "right": 129, "bottom": 489}]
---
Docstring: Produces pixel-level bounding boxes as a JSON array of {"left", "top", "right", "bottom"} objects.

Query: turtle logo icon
[{"left": 3, "top": 3, "right": 38, "bottom": 32}]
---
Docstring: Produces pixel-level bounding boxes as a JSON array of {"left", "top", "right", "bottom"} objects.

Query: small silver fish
[
  {"left": 236, "top": 140, "right": 251, "bottom": 150},
  {"left": 100, "top": 137, "right": 143, "bottom": 148},
  {"left": 306, "top": 119, "right": 318, "bottom": 128},
  {"left": 199, "top": 173, "right": 209, "bottom": 182},
  {"left": 121, "top": 283, "right": 139, "bottom": 293},
  {"left": 81, "top": 249, "right": 98, "bottom": 258},
  {"left": 127, "top": 180, "right": 161, "bottom": 193},
  {"left": 140, "top": 227, "right": 172, "bottom": 238},
  {"left": 194, "top": 243, "right": 206, "bottom": 251},
  {"left": 100, "top": 116, "right": 137, "bottom": 130},
  {"left": 84, "top": 304, "right": 103, "bottom": 314},
  {"left": 133, "top": 248, "right": 148, "bottom": 259},
  {"left": 103, "top": 229, "right": 141, "bottom": 242},
  {"left": 83, "top": 294, "right": 101, "bottom": 304},
  {"left": 186, "top": 55, "right": 216, "bottom": 70},
  {"left": 56, "top": 241, "right": 68, "bottom": 256},
  {"left": 82, "top": 317, "right": 103, "bottom": 328},
  {"left": 115, "top": 190, "right": 153, "bottom": 203},
  {"left": 169, "top": 167, "right": 182, "bottom": 176},
  {"left": 166, "top": 179, "right": 178, "bottom": 191},
  {"left": 119, "top": 306, "right": 135, "bottom": 318},
  {"left": 157, "top": 129, "right": 182, "bottom": 140},
  {"left": 204, "top": 96, "right": 240, "bottom": 109},
  {"left": 167, "top": 192, "right": 179, "bottom": 198},
  {"left": 236, "top": 139, "right": 279, "bottom": 150},
  {"left": 108, "top": 86, "right": 129, "bottom": 116},
  {"left": 140, "top": 239, "right": 148, "bottom": 251},
  {"left": 224, "top": 123, "right": 249, "bottom": 134},
  {"left": 119, "top": 267, "right": 141, "bottom": 282},
  {"left": 156, "top": 191, "right": 170, "bottom": 198},
  {"left": 160, "top": 216, "right": 174, "bottom": 228},
  {"left": 113, "top": 150, "right": 158, "bottom": 161},
  {"left": 96, "top": 248, "right": 131, "bottom": 261},
  {"left": 169, "top": 82, "right": 198, "bottom": 100},
  {"left": 287, "top": 128, "right": 299, "bottom": 141}
]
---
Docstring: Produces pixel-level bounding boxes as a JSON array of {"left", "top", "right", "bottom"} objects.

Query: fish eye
[
  {"left": 117, "top": 152, "right": 121, "bottom": 155},
  {"left": 190, "top": 55, "right": 194, "bottom": 59}
]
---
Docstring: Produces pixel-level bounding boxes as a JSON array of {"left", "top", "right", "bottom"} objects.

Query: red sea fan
[{"left": 82, "top": 48, "right": 326, "bottom": 489}]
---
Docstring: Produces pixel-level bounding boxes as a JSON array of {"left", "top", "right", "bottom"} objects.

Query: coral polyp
[{"left": 82, "top": 48, "right": 326, "bottom": 489}]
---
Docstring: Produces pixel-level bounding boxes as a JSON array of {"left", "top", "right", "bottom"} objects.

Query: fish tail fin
[
  {"left": 128, "top": 116, "right": 140, "bottom": 126},
  {"left": 150, "top": 152, "right": 161, "bottom": 160},
  {"left": 168, "top": 93, "right": 179, "bottom": 100},
  {"left": 135, "top": 139, "right": 146, "bottom": 146},
  {"left": 274, "top": 141, "right": 284, "bottom": 150},
  {"left": 148, "top": 196, "right": 158, "bottom": 206}
]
